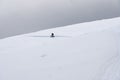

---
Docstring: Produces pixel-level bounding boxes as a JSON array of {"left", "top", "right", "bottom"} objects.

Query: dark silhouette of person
[{"left": 50, "top": 33, "right": 55, "bottom": 37}]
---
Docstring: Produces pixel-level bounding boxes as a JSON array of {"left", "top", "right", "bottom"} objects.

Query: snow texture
[{"left": 0, "top": 17, "right": 120, "bottom": 80}]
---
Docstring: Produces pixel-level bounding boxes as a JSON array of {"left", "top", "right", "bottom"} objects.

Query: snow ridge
[{"left": 0, "top": 17, "right": 120, "bottom": 80}]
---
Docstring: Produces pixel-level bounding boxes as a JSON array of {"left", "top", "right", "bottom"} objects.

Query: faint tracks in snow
[{"left": 95, "top": 30, "right": 120, "bottom": 80}]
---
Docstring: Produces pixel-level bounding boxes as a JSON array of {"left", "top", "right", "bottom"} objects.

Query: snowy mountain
[{"left": 0, "top": 17, "right": 120, "bottom": 80}]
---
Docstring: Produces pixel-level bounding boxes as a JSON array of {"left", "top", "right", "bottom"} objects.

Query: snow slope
[{"left": 0, "top": 17, "right": 120, "bottom": 80}]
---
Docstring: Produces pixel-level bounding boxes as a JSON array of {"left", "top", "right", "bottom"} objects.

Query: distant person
[{"left": 50, "top": 33, "right": 55, "bottom": 37}]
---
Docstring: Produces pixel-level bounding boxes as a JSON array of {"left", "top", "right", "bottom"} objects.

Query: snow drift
[{"left": 0, "top": 17, "right": 120, "bottom": 80}]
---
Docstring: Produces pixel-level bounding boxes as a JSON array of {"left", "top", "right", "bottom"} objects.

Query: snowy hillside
[
  {"left": 0, "top": 0, "right": 120, "bottom": 39},
  {"left": 0, "top": 17, "right": 120, "bottom": 80}
]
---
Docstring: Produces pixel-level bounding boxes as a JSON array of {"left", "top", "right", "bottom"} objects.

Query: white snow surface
[{"left": 0, "top": 17, "right": 120, "bottom": 80}]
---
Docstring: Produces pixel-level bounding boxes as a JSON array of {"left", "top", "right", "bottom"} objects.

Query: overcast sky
[{"left": 0, "top": 0, "right": 120, "bottom": 39}]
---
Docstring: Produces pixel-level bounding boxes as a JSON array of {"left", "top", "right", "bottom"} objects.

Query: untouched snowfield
[{"left": 0, "top": 17, "right": 120, "bottom": 80}]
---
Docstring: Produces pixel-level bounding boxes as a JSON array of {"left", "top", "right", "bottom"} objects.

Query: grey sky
[{"left": 0, "top": 0, "right": 120, "bottom": 39}]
